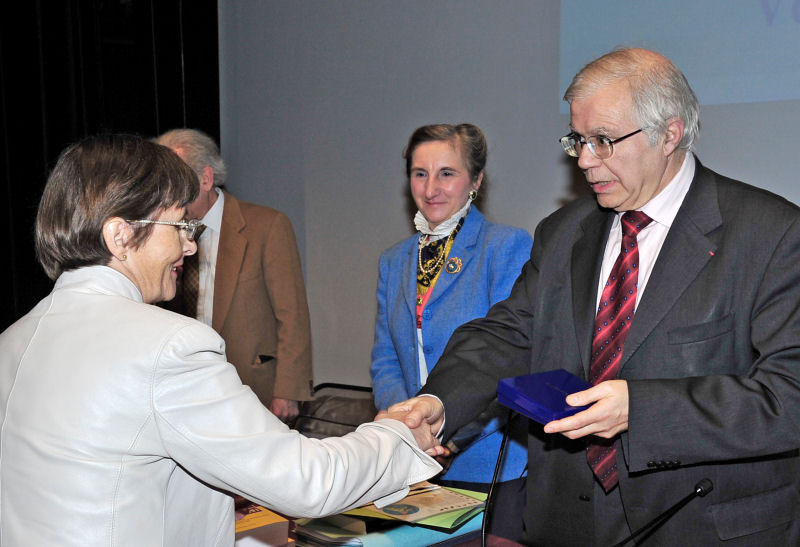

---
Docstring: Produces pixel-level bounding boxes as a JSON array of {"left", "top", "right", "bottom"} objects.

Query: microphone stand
[
  {"left": 613, "top": 478, "right": 713, "bottom": 546},
  {"left": 481, "top": 409, "right": 514, "bottom": 547}
]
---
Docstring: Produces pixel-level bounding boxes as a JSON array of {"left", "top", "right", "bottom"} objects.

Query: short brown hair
[
  {"left": 35, "top": 134, "right": 199, "bottom": 280},
  {"left": 403, "top": 123, "right": 489, "bottom": 192}
]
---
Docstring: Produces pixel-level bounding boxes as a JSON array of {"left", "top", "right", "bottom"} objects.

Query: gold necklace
[{"left": 418, "top": 233, "right": 452, "bottom": 277}]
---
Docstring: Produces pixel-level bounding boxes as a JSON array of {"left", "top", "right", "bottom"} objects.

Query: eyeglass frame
[
  {"left": 126, "top": 218, "right": 206, "bottom": 242},
  {"left": 559, "top": 128, "right": 644, "bottom": 159}
]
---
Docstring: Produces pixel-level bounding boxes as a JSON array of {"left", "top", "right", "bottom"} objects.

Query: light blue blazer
[{"left": 370, "top": 207, "right": 532, "bottom": 482}]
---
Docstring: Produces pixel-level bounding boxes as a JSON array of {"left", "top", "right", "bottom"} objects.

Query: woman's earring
[
  {"left": 122, "top": 254, "right": 127, "bottom": 261},
  {"left": 468, "top": 189, "right": 477, "bottom": 201}
]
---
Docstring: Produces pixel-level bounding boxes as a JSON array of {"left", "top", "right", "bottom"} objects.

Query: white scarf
[{"left": 414, "top": 199, "right": 472, "bottom": 241}]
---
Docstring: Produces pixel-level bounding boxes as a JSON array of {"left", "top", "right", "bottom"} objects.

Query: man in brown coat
[{"left": 156, "top": 129, "right": 312, "bottom": 421}]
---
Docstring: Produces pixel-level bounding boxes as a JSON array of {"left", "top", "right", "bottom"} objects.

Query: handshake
[
  {"left": 375, "top": 396, "right": 449, "bottom": 457},
  {"left": 373, "top": 378, "right": 630, "bottom": 456}
]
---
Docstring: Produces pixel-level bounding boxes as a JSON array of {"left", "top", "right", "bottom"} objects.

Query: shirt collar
[
  {"left": 201, "top": 187, "right": 224, "bottom": 234},
  {"left": 638, "top": 151, "right": 695, "bottom": 229}
]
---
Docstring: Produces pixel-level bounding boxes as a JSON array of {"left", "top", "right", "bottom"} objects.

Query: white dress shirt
[
  {"left": 196, "top": 188, "right": 224, "bottom": 326},
  {"left": 596, "top": 152, "right": 696, "bottom": 310}
]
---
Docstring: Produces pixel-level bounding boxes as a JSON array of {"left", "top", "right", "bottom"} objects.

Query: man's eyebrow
[{"left": 570, "top": 126, "right": 614, "bottom": 137}]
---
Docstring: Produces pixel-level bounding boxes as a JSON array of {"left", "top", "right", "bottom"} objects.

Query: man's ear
[
  {"left": 662, "top": 117, "right": 685, "bottom": 156},
  {"left": 103, "top": 217, "right": 132, "bottom": 260},
  {"left": 200, "top": 166, "right": 215, "bottom": 192}
]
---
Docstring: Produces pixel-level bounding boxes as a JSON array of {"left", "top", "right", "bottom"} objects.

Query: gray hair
[
  {"left": 154, "top": 128, "right": 228, "bottom": 186},
  {"left": 563, "top": 48, "right": 700, "bottom": 150}
]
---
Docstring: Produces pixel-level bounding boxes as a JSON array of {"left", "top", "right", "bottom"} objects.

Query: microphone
[{"left": 613, "top": 479, "right": 713, "bottom": 547}]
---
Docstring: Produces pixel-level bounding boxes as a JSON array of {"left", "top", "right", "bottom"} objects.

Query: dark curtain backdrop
[{"left": 1, "top": 0, "right": 220, "bottom": 331}]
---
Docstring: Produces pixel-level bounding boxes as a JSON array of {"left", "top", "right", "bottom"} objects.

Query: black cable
[
  {"left": 311, "top": 382, "right": 373, "bottom": 395},
  {"left": 481, "top": 408, "right": 514, "bottom": 547}
]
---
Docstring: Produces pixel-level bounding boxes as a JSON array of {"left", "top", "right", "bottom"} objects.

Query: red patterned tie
[{"left": 586, "top": 210, "right": 652, "bottom": 492}]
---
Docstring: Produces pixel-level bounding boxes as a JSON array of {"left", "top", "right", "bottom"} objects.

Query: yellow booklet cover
[
  {"left": 345, "top": 482, "right": 486, "bottom": 530},
  {"left": 235, "top": 503, "right": 289, "bottom": 537}
]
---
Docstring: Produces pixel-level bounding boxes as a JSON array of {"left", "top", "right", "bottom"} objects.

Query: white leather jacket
[{"left": 0, "top": 266, "right": 440, "bottom": 546}]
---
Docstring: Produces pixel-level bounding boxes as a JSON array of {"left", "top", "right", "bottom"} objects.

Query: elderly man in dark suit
[
  {"left": 155, "top": 129, "right": 313, "bottom": 422},
  {"left": 389, "top": 48, "right": 800, "bottom": 545}
]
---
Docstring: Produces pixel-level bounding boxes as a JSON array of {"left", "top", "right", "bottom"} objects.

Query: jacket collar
[
  {"left": 402, "top": 206, "right": 485, "bottom": 313},
  {"left": 56, "top": 265, "right": 144, "bottom": 303},
  {"left": 622, "top": 161, "right": 721, "bottom": 372},
  {"left": 212, "top": 191, "right": 247, "bottom": 332}
]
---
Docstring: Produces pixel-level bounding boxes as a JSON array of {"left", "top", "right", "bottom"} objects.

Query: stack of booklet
[{"left": 293, "top": 482, "right": 485, "bottom": 546}]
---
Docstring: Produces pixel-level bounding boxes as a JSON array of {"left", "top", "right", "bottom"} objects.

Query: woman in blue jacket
[{"left": 370, "top": 123, "right": 532, "bottom": 540}]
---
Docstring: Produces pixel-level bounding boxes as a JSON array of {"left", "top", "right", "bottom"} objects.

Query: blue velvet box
[{"left": 497, "top": 369, "right": 591, "bottom": 424}]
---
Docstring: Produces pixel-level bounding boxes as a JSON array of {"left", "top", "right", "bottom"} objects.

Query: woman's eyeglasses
[{"left": 126, "top": 219, "right": 206, "bottom": 241}]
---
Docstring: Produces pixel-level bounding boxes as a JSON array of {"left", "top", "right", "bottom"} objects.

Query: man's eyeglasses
[
  {"left": 126, "top": 219, "right": 206, "bottom": 242},
  {"left": 559, "top": 128, "right": 643, "bottom": 160}
]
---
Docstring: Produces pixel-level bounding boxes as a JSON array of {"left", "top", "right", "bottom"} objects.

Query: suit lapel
[
  {"left": 424, "top": 208, "right": 482, "bottom": 308},
  {"left": 621, "top": 164, "right": 722, "bottom": 370},
  {"left": 572, "top": 209, "right": 614, "bottom": 377},
  {"left": 212, "top": 192, "right": 247, "bottom": 333},
  {"left": 401, "top": 237, "right": 417, "bottom": 317}
]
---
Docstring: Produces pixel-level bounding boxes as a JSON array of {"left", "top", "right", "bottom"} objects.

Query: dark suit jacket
[
  {"left": 212, "top": 192, "right": 312, "bottom": 405},
  {"left": 421, "top": 162, "right": 800, "bottom": 545}
]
